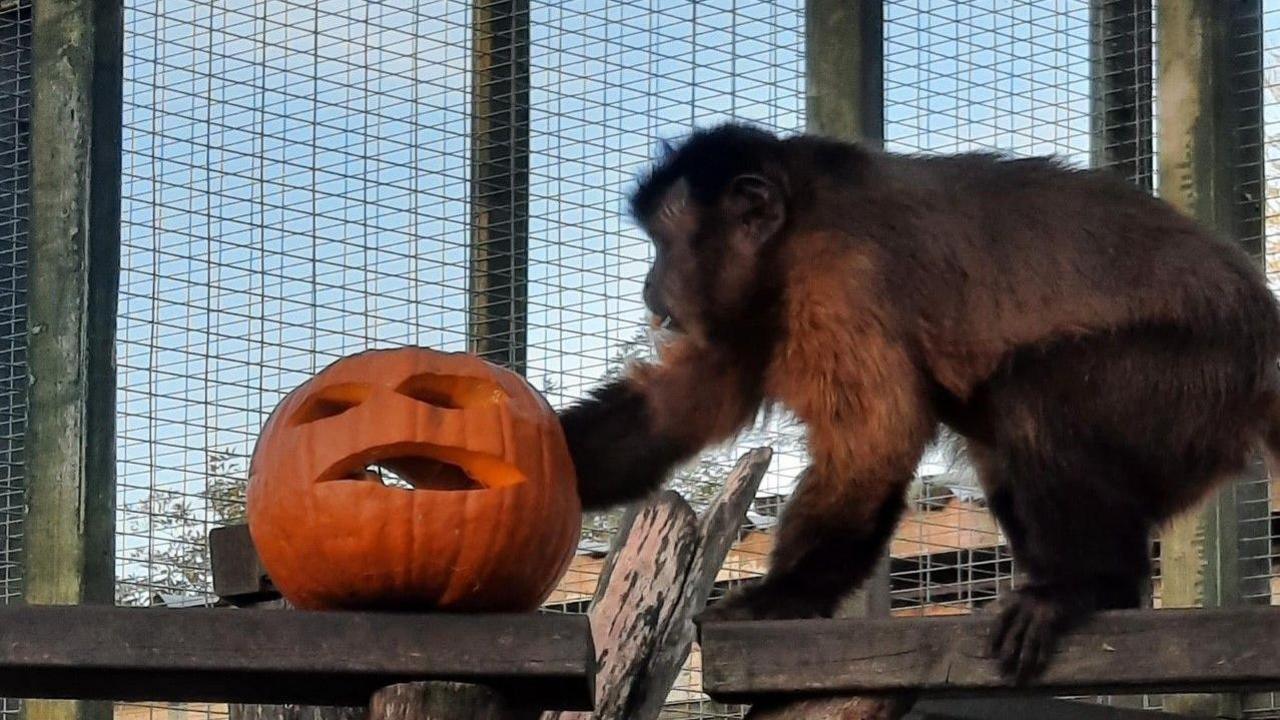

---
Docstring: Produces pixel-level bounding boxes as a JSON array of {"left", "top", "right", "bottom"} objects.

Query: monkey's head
[{"left": 629, "top": 123, "right": 791, "bottom": 345}]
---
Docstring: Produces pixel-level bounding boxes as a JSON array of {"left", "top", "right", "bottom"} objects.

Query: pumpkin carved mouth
[{"left": 320, "top": 442, "right": 527, "bottom": 491}]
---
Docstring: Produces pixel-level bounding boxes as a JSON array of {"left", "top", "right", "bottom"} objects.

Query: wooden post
[
  {"left": 792, "top": 5, "right": 898, "bottom": 717},
  {"left": 469, "top": 0, "right": 530, "bottom": 374},
  {"left": 370, "top": 683, "right": 538, "bottom": 720},
  {"left": 24, "top": 0, "right": 121, "bottom": 719},
  {"left": 1153, "top": 3, "right": 1261, "bottom": 716},
  {"left": 805, "top": 0, "right": 890, "bottom": 623},
  {"left": 805, "top": 0, "right": 881, "bottom": 146},
  {"left": 545, "top": 448, "right": 773, "bottom": 720}
]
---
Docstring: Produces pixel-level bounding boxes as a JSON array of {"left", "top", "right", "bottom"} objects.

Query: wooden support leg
[
  {"left": 370, "top": 682, "right": 540, "bottom": 720},
  {"left": 745, "top": 695, "right": 914, "bottom": 720}
]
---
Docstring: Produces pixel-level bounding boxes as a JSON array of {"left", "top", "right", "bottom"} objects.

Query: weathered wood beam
[
  {"left": 371, "top": 681, "right": 539, "bottom": 720},
  {"left": 0, "top": 604, "right": 594, "bottom": 710},
  {"left": 805, "top": 0, "right": 882, "bottom": 147},
  {"left": 27, "top": 1, "right": 122, "bottom": 719},
  {"left": 544, "top": 447, "right": 773, "bottom": 720},
  {"left": 1157, "top": 2, "right": 1265, "bottom": 716},
  {"left": 908, "top": 698, "right": 1190, "bottom": 720},
  {"left": 210, "top": 524, "right": 276, "bottom": 605},
  {"left": 700, "top": 606, "right": 1280, "bottom": 704}
]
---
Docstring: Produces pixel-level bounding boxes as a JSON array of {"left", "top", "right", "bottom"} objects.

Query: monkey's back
[{"left": 856, "top": 151, "right": 1280, "bottom": 397}]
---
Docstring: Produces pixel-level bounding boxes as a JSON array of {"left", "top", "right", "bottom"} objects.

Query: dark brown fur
[{"left": 557, "top": 123, "right": 1280, "bottom": 681}]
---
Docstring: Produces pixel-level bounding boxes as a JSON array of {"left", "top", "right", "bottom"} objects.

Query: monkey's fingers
[
  {"left": 990, "top": 600, "right": 1034, "bottom": 676},
  {"left": 1013, "top": 605, "right": 1059, "bottom": 685}
]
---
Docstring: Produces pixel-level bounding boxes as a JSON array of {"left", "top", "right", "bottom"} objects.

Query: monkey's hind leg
[
  {"left": 981, "top": 439, "right": 1152, "bottom": 683},
  {"left": 973, "top": 325, "right": 1269, "bottom": 682}
]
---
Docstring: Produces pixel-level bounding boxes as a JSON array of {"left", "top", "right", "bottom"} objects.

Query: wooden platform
[
  {"left": 700, "top": 606, "right": 1280, "bottom": 704},
  {"left": 0, "top": 604, "right": 594, "bottom": 710}
]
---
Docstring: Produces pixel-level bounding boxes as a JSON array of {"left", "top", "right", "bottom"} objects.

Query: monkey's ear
[{"left": 725, "top": 173, "right": 785, "bottom": 245}]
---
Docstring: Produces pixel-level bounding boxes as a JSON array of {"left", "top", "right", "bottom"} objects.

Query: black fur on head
[
  {"left": 627, "top": 122, "right": 793, "bottom": 349},
  {"left": 629, "top": 123, "right": 785, "bottom": 223}
]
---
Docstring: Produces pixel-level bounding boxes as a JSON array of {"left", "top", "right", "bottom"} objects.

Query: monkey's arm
[{"left": 559, "top": 336, "right": 762, "bottom": 510}]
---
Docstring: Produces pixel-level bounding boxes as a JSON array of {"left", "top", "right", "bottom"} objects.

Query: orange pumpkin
[{"left": 245, "top": 346, "right": 582, "bottom": 612}]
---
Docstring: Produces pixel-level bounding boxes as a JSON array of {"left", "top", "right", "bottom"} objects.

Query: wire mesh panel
[
  {"left": 0, "top": 0, "right": 26, "bottom": 611},
  {"left": 1244, "top": 1, "right": 1280, "bottom": 717},
  {"left": 118, "top": 0, "right": 803, "bottom": 717},
  {"left": 112, "top": 0, "right": 1280, "bottom": 718},
  {"left": 882, "top": 0, "right": 1096, "bottom": 619},
  {"left": 0, "top": 2, "right": 27, "bottom": 718}
]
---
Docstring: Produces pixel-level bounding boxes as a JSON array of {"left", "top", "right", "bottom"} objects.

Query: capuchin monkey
[{"left": 557, "top": 122, "right": 1280, "bottom": 681}]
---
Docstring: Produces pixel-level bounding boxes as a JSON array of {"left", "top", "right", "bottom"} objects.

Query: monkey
[{"left": 556, "top": 122, "right": 1280, "bottom": 682}]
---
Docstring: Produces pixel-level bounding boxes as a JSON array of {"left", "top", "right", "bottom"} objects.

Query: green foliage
[{"left": 114, "top": 448, "right": 245, "bottom": 606}]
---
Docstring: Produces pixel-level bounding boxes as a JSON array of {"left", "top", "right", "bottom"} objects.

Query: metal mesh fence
[
  {"left": 117, "top": 1, "right": 804, "bottom": 717},
  {"left": 882, "top": 0, "right": 1096, "bottom": 620},
  {"left": 1244, "top": 1, "right": 1280, "bottom": 717},
  {"left": 0, "top": 0, "right": 26, "bottom": 607},
  {"left": 0, "top": 2, "right": 26, "bottom": 718},
  {"left": 73, "top": 0, "right": 1280, "bottom": 717}
]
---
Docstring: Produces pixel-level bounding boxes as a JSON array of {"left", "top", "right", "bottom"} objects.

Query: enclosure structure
[{"left": 3, "top": 0, "right": 1280, "bottom": 719}]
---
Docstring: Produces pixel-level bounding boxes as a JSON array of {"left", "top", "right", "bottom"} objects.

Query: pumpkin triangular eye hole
[
  {"left": 395, "top": 373, "right": 508, "bottom": 410},
  {"left": 289, "top": 383, "right": 371, "bottom": 426}
]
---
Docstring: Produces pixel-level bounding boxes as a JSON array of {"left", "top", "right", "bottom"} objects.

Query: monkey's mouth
[{"left": 651, "top": 313, "right": 684, "bottom": 334}]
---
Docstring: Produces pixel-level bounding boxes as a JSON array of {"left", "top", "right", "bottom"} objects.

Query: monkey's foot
[
  {"left": 988, "top": 588, "right": 1078, "bottom": 684},
  {"left": 696, "top": 583, "right": 828, "bottom": 625}
]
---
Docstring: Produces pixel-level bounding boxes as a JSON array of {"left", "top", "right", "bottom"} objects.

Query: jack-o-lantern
[{"left": 246, "top": 347, "right": 582, "bottom": 612}]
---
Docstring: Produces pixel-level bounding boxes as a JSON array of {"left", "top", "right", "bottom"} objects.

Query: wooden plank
[
  {"left": 700, "top": 606, "right": 1280, "bottom": 703},
  {"left": 0, "top": 604, "right": 593, "bottom": 710},
  {"left": 544, "top": 490, "right": 699, "bottom": 720},
  {"left": 629, "top": 447, "right": 772, "bottom": 718},
  {"left": 209, "top": 524, "right": 275, "bottom": 605},
  {"left": 226, "top": 595, "right": 362, "bottom": 720},
  {"left": 909, "top": 698, "right": 1189, "bottom": 720}
]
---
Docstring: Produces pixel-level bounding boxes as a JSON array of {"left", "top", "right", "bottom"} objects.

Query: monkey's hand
[
  {"left": 697, "top": 580, "right": 833, "bottom": 624},
  {"left": 559, "top": 336, "right": 763, "bottom": 510},
  {"left": 559, "top": 380, "right": 693, "bottom": 510}
]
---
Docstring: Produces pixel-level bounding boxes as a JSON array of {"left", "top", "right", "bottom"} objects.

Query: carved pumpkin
[{"left": 246, "top": 347, "right": 582, "bottom": 612}]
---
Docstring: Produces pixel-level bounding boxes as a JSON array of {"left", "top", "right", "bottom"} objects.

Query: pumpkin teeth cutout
[
  {"left": 395, "top": 373, "right": 507, "bottom": 409},
  {"left": 352, "top": 458, "right": 485, "bottom": 491},
  {"left": 289, "top": 383, "right": 371, "bottom": 426},
  {"left": 322, "top": 443, "right": 525, "bottom": 490}
]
